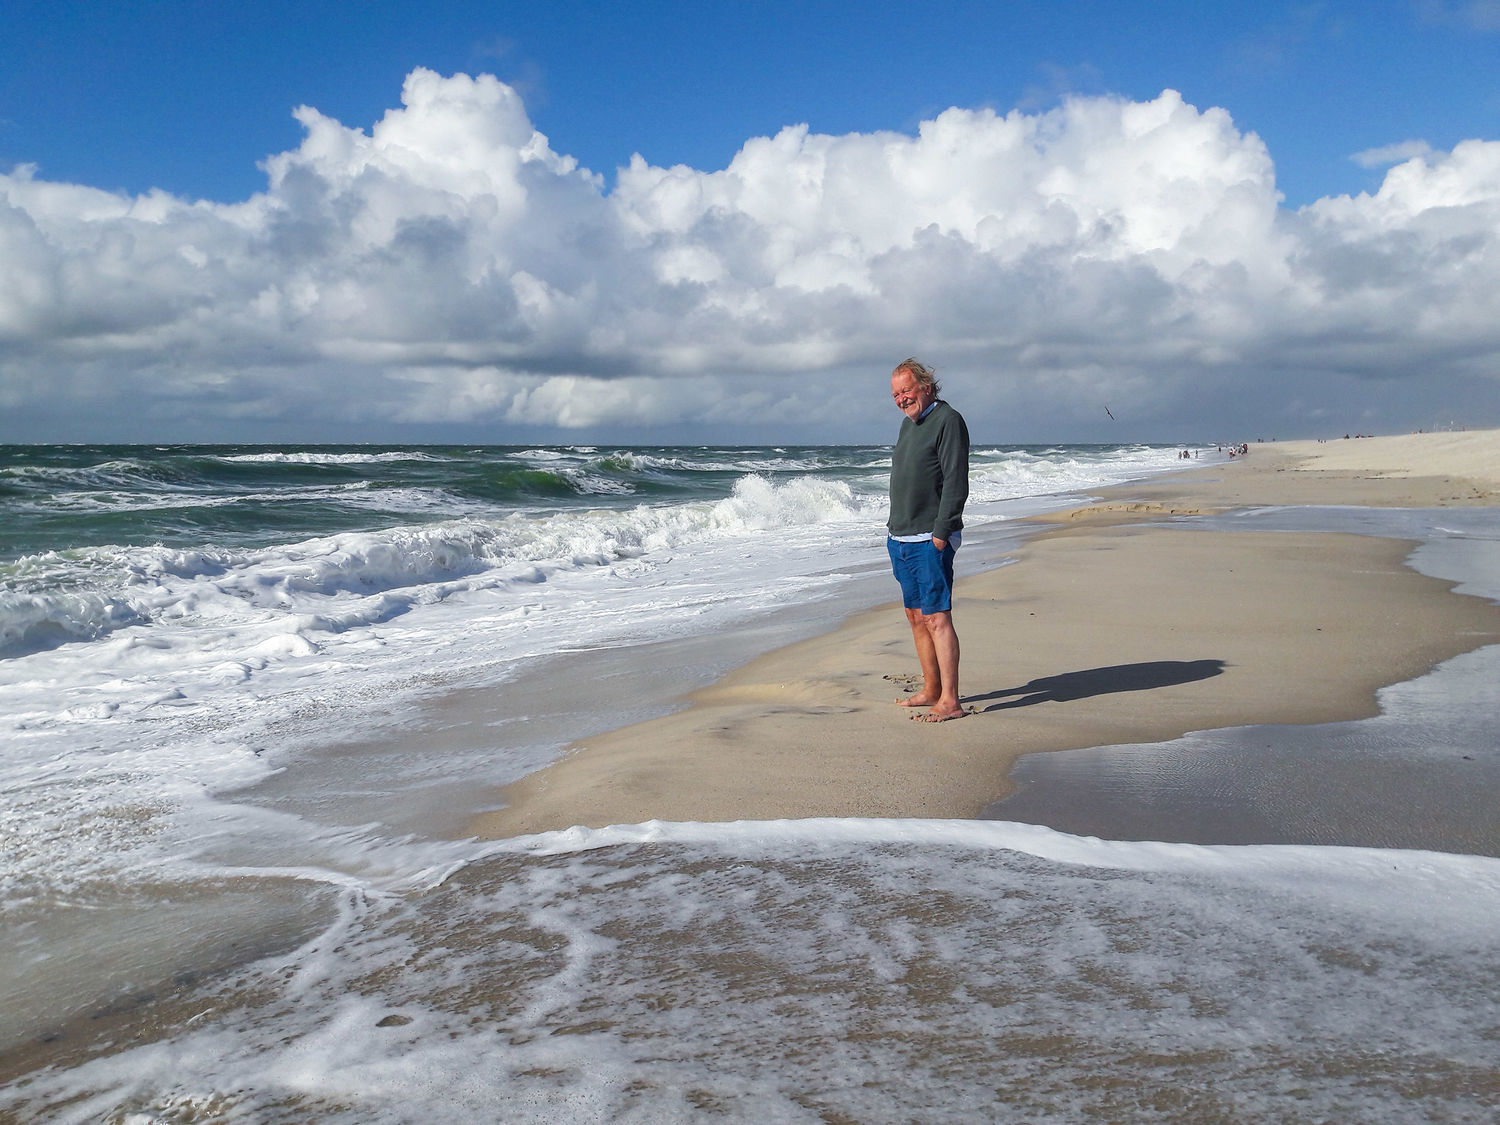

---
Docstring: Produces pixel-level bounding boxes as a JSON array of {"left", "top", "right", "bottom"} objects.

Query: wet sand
[{"left": 474, "top": 431, "right": 1500, "bottom": 839}]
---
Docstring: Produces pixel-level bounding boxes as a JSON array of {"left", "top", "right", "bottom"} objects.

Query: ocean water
[{"left": 5, "top": 443, "right": 1498, "bottom": 1122}]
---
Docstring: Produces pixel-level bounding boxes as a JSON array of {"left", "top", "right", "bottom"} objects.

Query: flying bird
[{"left": 1105, "top": 405, "right": 1115, "bottom": 421}]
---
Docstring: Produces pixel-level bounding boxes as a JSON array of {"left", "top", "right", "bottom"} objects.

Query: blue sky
[
  {"left": 7, "top": 0, "right": 1497, "bottom": 206},
  {"left": 1, "top": 1, "right": 1498, "bottom": 443}
]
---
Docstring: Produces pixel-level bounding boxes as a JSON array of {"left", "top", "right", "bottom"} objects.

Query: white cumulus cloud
[
  {"left": 1, "top": 69, "right": 1498, "bottom": 442},
  {"left": 1351, "top": 140, "right": 1435, "bottom": 169}
]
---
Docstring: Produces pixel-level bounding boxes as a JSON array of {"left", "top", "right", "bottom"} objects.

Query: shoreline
[
  {"left": 6, "top": 432, "right": 1499, "bottom": 1114},
  {"left": 473, "top": 432, "right": 1500, "bottom": 839}
]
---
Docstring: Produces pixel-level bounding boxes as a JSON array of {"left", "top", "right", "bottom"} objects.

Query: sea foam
[{"left": 8, "top": 820, "right": 1497, "bottom": 1124}]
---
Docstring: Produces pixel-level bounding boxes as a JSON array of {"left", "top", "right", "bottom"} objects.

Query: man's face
[{"left": 891, "top": 369, "right": 935, "bottom": 421}]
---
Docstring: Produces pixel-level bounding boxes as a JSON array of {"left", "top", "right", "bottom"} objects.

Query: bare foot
[
  {"left": 911, "top": 706, "right": 967, "bottom": 722},
  {"left": 895, "top": 693, "right": 939, "bottom": 708}
]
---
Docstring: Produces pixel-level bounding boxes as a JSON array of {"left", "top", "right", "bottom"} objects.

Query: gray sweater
[{"left": 887, "top": 400, "right": 970, "bottom": 541}]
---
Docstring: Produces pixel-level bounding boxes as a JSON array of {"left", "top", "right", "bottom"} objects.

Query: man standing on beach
[{"left": 887, "top": 357, "right": 970, "bottom": 722}]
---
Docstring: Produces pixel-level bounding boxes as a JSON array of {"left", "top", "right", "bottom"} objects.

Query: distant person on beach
[{"left": 887, "top": 357, "right": 970, "bottom": 722}]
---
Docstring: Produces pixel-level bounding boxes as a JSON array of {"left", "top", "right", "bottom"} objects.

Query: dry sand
[{"left": 474, "top": 430, "right": 1500, "bottom": 838}]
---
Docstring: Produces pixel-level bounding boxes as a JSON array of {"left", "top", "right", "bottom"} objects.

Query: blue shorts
[{"left": 887, "top": 537, "right": 956, "bottom": 614}]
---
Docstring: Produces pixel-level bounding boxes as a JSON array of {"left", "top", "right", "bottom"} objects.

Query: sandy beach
[{"left": 476, "top": 430, "right": 1500, "bottom": 838}]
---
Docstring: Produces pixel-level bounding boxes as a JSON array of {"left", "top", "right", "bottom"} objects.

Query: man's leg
[
  {"left": 897, "top": 606, "right": 943, "bottom": 707},
  {"left": 914, "top": 609, "right": 962, "bottom": 721}
]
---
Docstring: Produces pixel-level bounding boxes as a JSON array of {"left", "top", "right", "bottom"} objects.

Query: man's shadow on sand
[{"left": 970, "top": 660, "right": 1225, "bottom": 711}]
